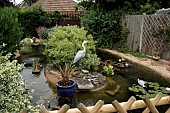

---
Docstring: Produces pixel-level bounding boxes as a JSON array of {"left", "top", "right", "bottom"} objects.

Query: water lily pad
[{"left": 128, "top": 87, "right": 139, "bottom": 92}]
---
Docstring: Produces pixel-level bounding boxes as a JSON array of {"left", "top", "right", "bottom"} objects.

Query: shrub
[
  {"left": 0, "top": 45, "right": 41, "bottom": 112},
  {"left": 81, "top": 8, "right": 124, "bottom": 49},
  {"left": 44, "top": 25, "right": 100, "bottom": 71},
  {"left": 0, "top": 7, "right": 23, "bottom": 54},
  {"left": 18, "top": 5, "right": 61, "bottom": 39}
]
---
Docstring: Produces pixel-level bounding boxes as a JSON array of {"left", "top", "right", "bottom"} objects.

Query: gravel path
[{"left": 105, "top": 49, "right": 170, "bottom": 83}]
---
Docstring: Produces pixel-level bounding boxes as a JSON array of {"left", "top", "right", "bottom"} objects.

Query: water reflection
[
  {"left": 20, "top": 67, "right": 54, "bottom": 105},
  {"left": 20, "top": 66, "right": 132, "bottom": 108}
]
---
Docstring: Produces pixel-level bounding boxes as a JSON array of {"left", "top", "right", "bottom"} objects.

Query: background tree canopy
[{"left": 79, "top": 0, "right": 169, "bottom": 13}]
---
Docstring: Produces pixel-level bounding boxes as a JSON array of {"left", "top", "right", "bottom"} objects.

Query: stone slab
[{"left": 76, "top": 78, "right": 94, "bottom": 89}]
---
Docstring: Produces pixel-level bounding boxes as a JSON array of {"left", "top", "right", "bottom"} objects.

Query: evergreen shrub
[
  {"left": 44, "top": 25, "right": 100, "bottom": 71},
  {"left": 81, "top": 8, "right": 123, "bottom": 49},
  {"left": 0, "top": 7, "right": 23, "bottom": 53}
]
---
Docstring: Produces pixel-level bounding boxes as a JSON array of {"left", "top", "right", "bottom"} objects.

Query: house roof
[{"left": 33, "top": 0, "right": 82, "bottom": 12}]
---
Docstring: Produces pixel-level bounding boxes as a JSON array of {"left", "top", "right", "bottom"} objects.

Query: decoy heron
[
  {"left": 138, "top": 79, "right": 147, "bottom": 88},
  {"left": 73, "top": 40, "right": 88, "bottom": 75},
  {"left": 137, "top": 78, "right": 149, "bottom": 97}
]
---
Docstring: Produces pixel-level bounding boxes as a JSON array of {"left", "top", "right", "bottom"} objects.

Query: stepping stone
[{"left": 76, "top": 78, "right": 94, "bottom": 90}]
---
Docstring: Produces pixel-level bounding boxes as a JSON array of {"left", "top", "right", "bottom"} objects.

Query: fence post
[
  {"left": 90, "top": 100, "right": 104, "bottom": 113},
  {"left": 39, "top": 105, "right": 50, "bottom": 113},
  {"left": 143, "top": 92, "right": 163, "bottom": 113},
  {"left": 165, "top": 107, "right": 170, "bottom": 113},
  {"left": 112, "top": 100, "right": 127, "bottom": 113},
  {"left": 78, "top": 103, "right": 91, "bottom": 113},
  {"left": 122, "top": 96, "right": 136, "bottom": 110},
  {"left": 139, "top": 13, "right": 145, "bottom": 53},
  {"left": 58, "top": 104, "right": 70, "bottom": 113},
  {"left": 143, "top": 98, "right": 159, "bottom": 113}
]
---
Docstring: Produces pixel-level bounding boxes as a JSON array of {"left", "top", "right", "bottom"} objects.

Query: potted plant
[
  {"left": 152, "top": 49, "right": 160, "bottom": 61},
  {"left": 56, "top": 64, "right": 79, "bottom": 97}
]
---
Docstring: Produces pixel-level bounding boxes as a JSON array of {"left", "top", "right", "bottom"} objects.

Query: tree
[
  {"left": 0, "top": 7, "right": 23, "bottom": 54},
  {"left": 78, "top": 0, "right": 165, "bottom": 13},
  {"left": 18, "top": 5, "right": 61, "bottom": 38}
]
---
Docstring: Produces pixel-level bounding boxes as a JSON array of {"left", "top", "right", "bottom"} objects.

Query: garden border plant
[{"left": 0, "top": 45, "right": 41, "bottom": 113}]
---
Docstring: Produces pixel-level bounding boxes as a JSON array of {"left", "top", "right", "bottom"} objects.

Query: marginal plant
[
  {"left": 58, "top": 64, "right": 79, "bottom": 86},
  {"left": 101, "top": 60, "right": 115, "bottom": 75}
]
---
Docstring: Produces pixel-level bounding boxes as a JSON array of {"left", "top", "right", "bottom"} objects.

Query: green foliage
[
  {"left": 128, "top": 81, "right": 170, "bottom": 99},
  {"left": 0, "top": 45, "right": 41, "bottom": 112},
  {"left": 102, "top": 65, "right": 115, "bottom": 75},
  {"left": 0, "top": 7, "right": 23, "bottom": 54},
  {"left": 19, "top": 38, "right": 33, "bottom": 52},
  {"left": 81, "top": 8, "right": 124, "bottom": 49},
  {"left": 18, "top": 5, "right": 61, "bottom": 38},
  {"left": 101, "top": 60, "right": 115, "bottom": 75},
  {"left": 78, "top": 0, "right": 161, "bottom": 14},
  {"left": 44, "top": 25, "right": 100, "bottom": 71},
  {"left": 0, "top": 54, "right": 31, "bottom": 112},
  {"left": 139, "top": 2, "right": 160, "bottom": 14}
]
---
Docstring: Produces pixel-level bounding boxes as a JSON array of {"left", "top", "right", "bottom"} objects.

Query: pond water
[{"left": 20, "top": 49, "right": 170, "bottom": 112}]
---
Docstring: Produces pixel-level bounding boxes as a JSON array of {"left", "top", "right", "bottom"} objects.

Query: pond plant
[
  {"left": 56, "top": 64, "right": 79, "bottom": 96},
  {"left": 128, "top": 81, "right": 170, "bottom": 99},
  {"left": 101, "top": 60, "right": 116, "bottom": 76}
]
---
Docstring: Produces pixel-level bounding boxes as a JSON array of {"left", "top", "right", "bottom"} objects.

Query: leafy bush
[
  {"left": 0, "top": 45, "right": 41, "bottom": 112},
  {"left": 81, "top": 8, "right": 124, "bottom": 49},
  {"left": 0, "top": 7, "right": 23, "bottom": 54},
  {"left": 44, "top": 25, "right": 100, "bottom": 71},
  {"left": 18, "top": 5, "right": 61, "bottom": 39}
]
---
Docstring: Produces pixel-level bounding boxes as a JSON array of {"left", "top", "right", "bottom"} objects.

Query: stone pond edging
[{"left": 104, "top": 49, "right": 170, "bottom": 84}]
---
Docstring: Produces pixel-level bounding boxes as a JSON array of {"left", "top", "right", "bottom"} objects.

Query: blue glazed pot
[{"left": 56, "top": 79, "right": 76, "bottom": 97}]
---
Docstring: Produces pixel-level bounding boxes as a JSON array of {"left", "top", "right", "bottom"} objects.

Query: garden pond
[{"left": 19, "top": 49, "right": 170, "bottom": 112}]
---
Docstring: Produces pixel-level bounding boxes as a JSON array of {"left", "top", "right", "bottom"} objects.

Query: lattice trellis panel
[{"left": 142, "top": 15, "right": 170, "bottom": 55}]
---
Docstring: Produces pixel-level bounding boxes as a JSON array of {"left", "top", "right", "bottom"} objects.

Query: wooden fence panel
[
  {"left": 122, "top": 14, "right": 170, "bottom": 60},
  {"left": 123, "top": 15, "right": 142, "bottom": 51}
]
